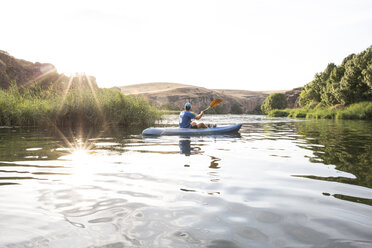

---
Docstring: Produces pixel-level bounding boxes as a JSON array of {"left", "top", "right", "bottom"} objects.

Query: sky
[{"left": 2, "top": 0, "right": 372, "bottom": 91}]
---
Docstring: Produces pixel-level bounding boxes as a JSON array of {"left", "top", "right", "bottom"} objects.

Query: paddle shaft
[{"left": 203, "top": 106, "right": 211, "bottom": 112}]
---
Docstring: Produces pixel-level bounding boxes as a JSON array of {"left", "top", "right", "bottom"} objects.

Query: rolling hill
[{"left": 116, "top": 82, "right": 297, "bottom": 113}]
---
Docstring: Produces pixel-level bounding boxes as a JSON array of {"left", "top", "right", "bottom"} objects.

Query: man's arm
[{"left": 194, "top": 111, "right": 204, "bottom": 120}]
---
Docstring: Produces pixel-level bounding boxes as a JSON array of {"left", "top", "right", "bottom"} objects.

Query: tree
[
  {"left": 230, "top": 103, "right": 243, "bottom": 114},
  {"left": 261, "top": 93, "right": 288, "bottom": 114},
  {"left": 299, "top": 45, "right": 372, "bottom": 108},
  {"left": 363, "top": 63, "right": 372, "bottom": 88},
  {"left": 338, "top": 56, "right": 372, "bottom": 105},
  {"left": 251, "top": 104, "right": 263, "bottom": 114},
  {"left": 299, "top": 64, "right": 336, "bottom": 107},
  {"left": 323, "top": 65, "right": 344, "bottom": 106}
]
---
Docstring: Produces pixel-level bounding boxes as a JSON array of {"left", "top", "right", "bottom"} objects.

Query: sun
[{"left": 69, "top": 148, "right": 91, "bottom": 163}]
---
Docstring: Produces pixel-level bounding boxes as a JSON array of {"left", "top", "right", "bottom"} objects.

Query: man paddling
[{"left": 179, "top": 103, "right": 208, "bottom": 129}]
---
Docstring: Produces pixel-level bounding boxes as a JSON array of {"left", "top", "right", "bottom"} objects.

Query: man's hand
[{"left": 195, "top": 111, "right": 204, "bottom": 120}]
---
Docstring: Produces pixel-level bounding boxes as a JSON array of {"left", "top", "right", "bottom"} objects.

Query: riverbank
[
  {"left": 268, "top": 101, "right": 372, "bottom": 120},
  {"left": 0, "top": 84, "right": 161, "bottom": 128}
]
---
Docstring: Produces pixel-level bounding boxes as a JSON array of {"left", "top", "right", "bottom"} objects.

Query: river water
[{"left": 0, "top": 115, "right": 371, "bottom": 248}]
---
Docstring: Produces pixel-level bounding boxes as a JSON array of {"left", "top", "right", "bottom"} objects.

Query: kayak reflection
[
  {"left": 179, "top": 138, "right": 202, "bottom": 156},
  {"left": 179, "top": 133, "right": 241, "bottom": 156}
]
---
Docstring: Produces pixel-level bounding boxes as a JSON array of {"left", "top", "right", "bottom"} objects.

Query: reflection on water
[
  {"left": 294, "top": 120, "right": 372, "bottom": 189},
  {"left": 0, "top": 115, "right": 371, "bottom": 247},
  {"left": 179, "top": 138, "right": 193, "bottom": 156}
]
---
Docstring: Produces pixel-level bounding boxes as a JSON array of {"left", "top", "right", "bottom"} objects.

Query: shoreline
[{"left": 267, "top": 102, "right": 372, "bottom": 120}]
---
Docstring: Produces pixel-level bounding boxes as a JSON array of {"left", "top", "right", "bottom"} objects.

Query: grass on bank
[
  {"left": 0, "top": 84, "right": 162, "bottom": 127},
  {"left": 268, "top": 102, "right": 372, "bottom": 120}
]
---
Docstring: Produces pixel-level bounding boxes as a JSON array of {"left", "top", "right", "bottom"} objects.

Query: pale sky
[{"left": 2, "top": 0, "right": 372, "bottom": 90}]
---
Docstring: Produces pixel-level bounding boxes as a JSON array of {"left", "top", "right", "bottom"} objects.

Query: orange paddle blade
[{"left": 210, "top": 98, "right": 222, "bottom": 108}]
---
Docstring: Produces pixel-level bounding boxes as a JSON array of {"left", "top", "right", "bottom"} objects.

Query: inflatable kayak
[{"left": 142, "top": 123, "right": 242, "bottom": 136}]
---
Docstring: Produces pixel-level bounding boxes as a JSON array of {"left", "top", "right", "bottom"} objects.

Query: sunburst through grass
[
  {"left": 0, "top": 70, "right": 161, "bottom": 183},
  {"left": 0, "top": 72, "right": 162, "bottom": 128}
]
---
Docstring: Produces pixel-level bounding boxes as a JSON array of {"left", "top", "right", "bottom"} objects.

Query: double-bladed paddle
[{"left": 203, "top": 98, "right": 222, "bottom": 112}]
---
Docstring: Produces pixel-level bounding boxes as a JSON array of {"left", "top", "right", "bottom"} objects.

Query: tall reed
[{"left": 0, "top": 83, "right": 161, "bottom": 128}]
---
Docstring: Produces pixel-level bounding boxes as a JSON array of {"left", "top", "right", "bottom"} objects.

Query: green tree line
[{"left": 299, "top": 45, "right": 372, "bottom": 108}]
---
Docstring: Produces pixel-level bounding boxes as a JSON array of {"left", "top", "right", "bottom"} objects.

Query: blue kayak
[{"left": 142, "top": 123, "right": 242, "bottom": 136}]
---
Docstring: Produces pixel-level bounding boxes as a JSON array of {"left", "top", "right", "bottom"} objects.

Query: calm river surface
[{"left": 0, "top": 115, "right": 371, "bottom": 248}]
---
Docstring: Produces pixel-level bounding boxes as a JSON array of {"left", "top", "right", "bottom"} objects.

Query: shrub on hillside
[{"left": 261, "top": 93, "right": 288, "bottom": 114}]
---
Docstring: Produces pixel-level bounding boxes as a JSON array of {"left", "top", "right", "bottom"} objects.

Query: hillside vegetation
[
  {"left": 265, "top": 45, "right": 372, "bottom": 120},
  {"left": 261, "top": 93, "right": 288, "bottom": 114},
  {"left": 0, "top": 82, "right": 161, "bottom": 128},
  {"left": 268, "top": 102, "right": 372, "bottom": 120},
  {"left": 299, "top": 45, "right": 372, "bottom": 108}
]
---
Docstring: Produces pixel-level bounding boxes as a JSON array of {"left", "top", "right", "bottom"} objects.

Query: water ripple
[{"left": 0, "top": 117, "right": 371, "bottom": 247}]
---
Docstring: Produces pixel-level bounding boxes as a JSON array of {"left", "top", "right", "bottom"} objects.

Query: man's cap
[{"left": 185, "top": 102, "right": 192, "bottom": 108}]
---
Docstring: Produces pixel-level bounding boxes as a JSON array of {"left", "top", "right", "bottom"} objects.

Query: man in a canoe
[{"left": 179, "top": 102, "right": 209, "bottom": 129}]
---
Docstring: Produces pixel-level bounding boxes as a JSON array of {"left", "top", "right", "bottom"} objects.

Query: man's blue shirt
[{"left": 179, "top": 110, "right": 196, "bottom": 128}]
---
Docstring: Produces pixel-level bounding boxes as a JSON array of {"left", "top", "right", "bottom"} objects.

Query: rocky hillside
[
  {"left": 285, "top": 87, "right": 303, "bottom": 108},
  {"left": 0, "top": 50, "right": 59, "bottom": 88},
  {"left": 117, "top": 83, "right": 293, "bottom": 113},
  {"left": 0, "top": 50, "right": 98, "bottom": 90}
]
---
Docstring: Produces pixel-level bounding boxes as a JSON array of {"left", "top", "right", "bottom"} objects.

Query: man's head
[{"left": 185, "top": 102, "right": 192, "bottom": 110}]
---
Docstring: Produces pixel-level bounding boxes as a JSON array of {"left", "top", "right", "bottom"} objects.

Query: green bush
[
  {"left": 230, "top": 103, "right": 243, "bottom": 114},
  {"left": 336, "top": 102, "right": 372, "bottom": 120},
  {"left": 261, "top": 93, "right": 288, "bottom": 114}
]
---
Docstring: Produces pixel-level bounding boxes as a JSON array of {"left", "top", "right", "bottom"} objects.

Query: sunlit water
[{"left": 0, "top": 115, "right": 371, "bottom": 248}]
